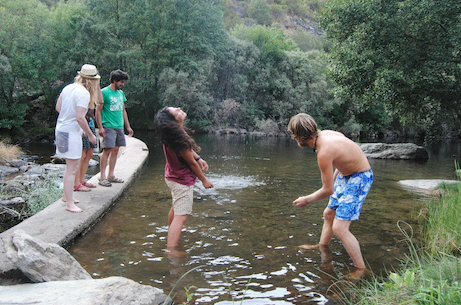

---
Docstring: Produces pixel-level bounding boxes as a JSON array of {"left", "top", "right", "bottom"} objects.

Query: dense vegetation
[{"left": 0, "top": 0, "right": 460, "bottom": 142}]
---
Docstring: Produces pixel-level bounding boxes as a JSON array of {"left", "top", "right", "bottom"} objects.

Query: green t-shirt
[{"left": 101, "top": 86, "right": 126, "bottom": 129}]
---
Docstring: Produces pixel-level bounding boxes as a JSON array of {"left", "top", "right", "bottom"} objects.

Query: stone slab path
[{"left": 0, "top": 136, "right": 149, "bottom": 278}]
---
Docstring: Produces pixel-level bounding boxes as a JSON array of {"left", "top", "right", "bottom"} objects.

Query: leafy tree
[
  {"left": 0, "top": 0, "right": 56, "bottom": 131},
  {"left": 289, "top": 30, "right": 330, "bottom": 52},
  {"left": 231, "top": 25, "right": 297, "bottom": 63},
  {"left": 211, "top": 36, "right": 260, "bottom": 104},
  {"left": 83, "top": 0, "right": 228, "bottom": 128},
  {"left": 247, "top": 0, "right": 272, "bottom": 26},
  {"left": 158, "top": 65, "right": 215, "bottom": 131},
  {"left": 320, "top": 0, "right": 461, "bottom": 139},
  {"left": 278, "top": 50, "right": 339, "bottom": 126}
]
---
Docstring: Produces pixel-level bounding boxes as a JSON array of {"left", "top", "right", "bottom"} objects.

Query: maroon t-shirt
[{"left": 163, "top": 144, "right": 197, "bottom": 186}]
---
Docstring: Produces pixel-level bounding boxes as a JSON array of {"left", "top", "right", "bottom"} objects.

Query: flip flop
[
  {"left": 74, "top": 183, "right": 91, "bottom": 192},
  {"left": 98, "top": 179, "right": 112, "bottom": 187},
  {"left": 82, "top": 181, "right": 97, "bottom": 188},
  {"left": 108, "top": 176, "right": 124, "bottom": 183}
]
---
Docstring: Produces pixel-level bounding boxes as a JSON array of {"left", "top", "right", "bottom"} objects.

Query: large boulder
[
  {"left": 0, "top": 276, "right": 169, "bottom": 305},
  {"left": 359, "top": 143, "right": 429, "bottom": 160},
  {"left": 4, "top": 230, "right": 92, "bottom": 282}
]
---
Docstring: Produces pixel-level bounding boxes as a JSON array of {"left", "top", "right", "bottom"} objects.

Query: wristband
[{"left": 195, "top": 156, "right": 201, "bottom": 161}]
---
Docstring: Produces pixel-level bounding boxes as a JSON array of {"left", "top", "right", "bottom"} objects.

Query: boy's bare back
[{"left": 316, "top": 130, "right": 370, "bottom": 176}]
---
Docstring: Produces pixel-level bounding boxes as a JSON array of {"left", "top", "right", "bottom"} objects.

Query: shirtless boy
[{"left": 288, "top": 113, "right": 373, "bottom": 278}]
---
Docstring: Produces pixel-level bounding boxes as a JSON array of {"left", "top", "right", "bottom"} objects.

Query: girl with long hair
[
  {"left": 55, "top": 64, "right": 99, "bottom": 213},
  {"left": 155, "top": 106, "right": 214, "bottom": 248}
]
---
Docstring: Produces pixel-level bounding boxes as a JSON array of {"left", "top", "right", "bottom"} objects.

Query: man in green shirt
[{"left": 96, "top": 69, "right": 133, "bottom": 187}]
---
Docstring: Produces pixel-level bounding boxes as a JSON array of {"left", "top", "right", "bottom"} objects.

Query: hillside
[{"left": 222, "top": 0, "right": 324, "bottom": 36}]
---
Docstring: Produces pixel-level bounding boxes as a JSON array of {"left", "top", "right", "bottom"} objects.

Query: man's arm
[
  {"left": 293, "top": 153, "right": 335, "bottom": 207},
  {"left": 95, "top": 90, "right": 105, "bottom": 137},
  {"left": 122, "top": 104, "right": 133, "bottom": 137}
]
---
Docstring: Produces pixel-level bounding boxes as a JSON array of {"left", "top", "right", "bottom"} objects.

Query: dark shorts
[
  {"left": 82, "top": 120, "right": 97, "bottom": 150},
  {"left": 327, "top": 169, "right": 374, "bottom": 221},
  {"left": 103, "top": 127, "right": 126, "bottom": 149}
]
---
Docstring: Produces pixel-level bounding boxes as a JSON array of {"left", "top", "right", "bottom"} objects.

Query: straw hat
[{"left": 78, "top": 64, "right": 101, "bottom": 79}]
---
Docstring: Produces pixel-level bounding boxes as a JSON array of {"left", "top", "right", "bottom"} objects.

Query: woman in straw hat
[{"left": 55, "top": 64, "right": 99, "bottom": 213}]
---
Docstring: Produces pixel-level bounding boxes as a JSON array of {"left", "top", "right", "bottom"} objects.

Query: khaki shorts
[{"left": 165, "top": 179, "right": 194, "bottom": 215}]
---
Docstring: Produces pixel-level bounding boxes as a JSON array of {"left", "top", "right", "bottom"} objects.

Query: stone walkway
[{"left": 0, "top": 136, "right": 149, "bottom": 278}]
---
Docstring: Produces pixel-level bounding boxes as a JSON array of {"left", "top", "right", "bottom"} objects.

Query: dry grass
[{"left": 0, "top": 141, "right": 21, "bottom": 165}]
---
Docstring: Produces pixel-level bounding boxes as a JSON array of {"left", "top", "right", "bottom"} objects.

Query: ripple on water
[{"left": 196, "top": 174, "right": 266, "bottom": 192}]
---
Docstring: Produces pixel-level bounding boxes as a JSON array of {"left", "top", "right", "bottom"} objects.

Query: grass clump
[
  {"left": 423, "top": 182, "right": 461, "bottom": 255},
  {"left": 347, "top": 253, "right": 461, "bottom": 304},
  {"left": 26, "top": 175, "right": 62, "bottom": 214},
  {"left": 0, "top": 141, "right": 21, "bottom": 165},
  {"left": 0, "top": 173, "right": 62, "bottom": 220}
]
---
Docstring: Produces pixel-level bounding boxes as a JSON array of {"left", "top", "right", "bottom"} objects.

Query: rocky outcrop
[
  {"left": 0, "top": 276, "right": 169, "bottom": 305},
  {"left": 359, "top": 143, "right": 429, "bottom": 160},
  {"left": 4, "top": 230, "right": 91, "bottom": 282},
  {"left": 1, "top": 230, "right": 170, "bottom": 305}
]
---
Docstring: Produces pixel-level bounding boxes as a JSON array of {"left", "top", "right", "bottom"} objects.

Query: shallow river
[{"left": 66, "top": 133, "right": 460, "bottom": 304}]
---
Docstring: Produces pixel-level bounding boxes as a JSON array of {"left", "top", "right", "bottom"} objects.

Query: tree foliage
[
  {"left": 320, "top": 0, "right": 461, "bottom": 138},
  {"left": 247, "top": 0, "right": 272, "bottom": 26},
  {"left": 7, "top": 0, "right": 460, "bottom": 141}
]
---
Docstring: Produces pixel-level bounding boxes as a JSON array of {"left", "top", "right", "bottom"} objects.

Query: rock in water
[{"left": 359, "top": 143, "right": 429, "bottom": 160}]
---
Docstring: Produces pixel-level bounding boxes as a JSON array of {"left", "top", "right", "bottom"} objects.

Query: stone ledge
[{"left": 0, "top": 136, "right": 149, "bottom": 278}]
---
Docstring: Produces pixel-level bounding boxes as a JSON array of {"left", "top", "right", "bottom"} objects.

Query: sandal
[
  {"left": 74, "top": 183, "right": 91, "bottom": 192},
  {"left": 98, "top": 179, "right": 112, "bottom": 187},
  {"left": 108, "top": 176, "right": 124, "bottom": 183},
  {"left": 82, "top": 181, "right": 96, "bottom": 188}
]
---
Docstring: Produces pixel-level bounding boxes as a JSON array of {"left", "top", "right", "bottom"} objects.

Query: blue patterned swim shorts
[{"left": 327, "top": 169, "right": 373, "bottom": 221}]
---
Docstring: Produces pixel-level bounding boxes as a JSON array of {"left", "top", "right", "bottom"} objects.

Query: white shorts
[
  {"left": 55, "top": 130, "right": 83, "bottom": 160},
  {"left": 165, "top": 179, "right": 194, "bottom": 215}
]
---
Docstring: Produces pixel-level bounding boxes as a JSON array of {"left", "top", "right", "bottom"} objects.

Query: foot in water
[
  {"left": 345, "top": 268, "right": 370, "bottom": 281},
  {"left": 299, "top": 244, "right": 333, "bottom": 269}
]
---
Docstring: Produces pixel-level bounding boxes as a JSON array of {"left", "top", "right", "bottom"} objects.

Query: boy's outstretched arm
[{"left": 293, "top": 153, "right": 335, "bottom": 207}]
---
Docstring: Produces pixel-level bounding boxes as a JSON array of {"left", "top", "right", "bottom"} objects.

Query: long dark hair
[{"left": 155, "top": 107, "right": 201, "bottom": 153}]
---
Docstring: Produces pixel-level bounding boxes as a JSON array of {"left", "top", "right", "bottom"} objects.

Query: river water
[{"left": 67, "top": 133, "right": 460, "bottom": 304}]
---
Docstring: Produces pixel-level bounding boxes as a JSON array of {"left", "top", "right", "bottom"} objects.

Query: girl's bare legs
[
  {"left": 167, "top": 213, "right": 188, "bottom": 248},
  {"left": 63, "top": 158, "right": 82, "bottom": 213},
  {"left": 76, "top": 148, "right": 93, "bottom": 185},
  {"left": 168, "top": 207, "right": 174, "bottom": 226}
]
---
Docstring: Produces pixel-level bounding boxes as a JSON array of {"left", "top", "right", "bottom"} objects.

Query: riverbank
[
  {"left": 0, "top": 136, "right": 149, "bottom": 279},
  {"left": 347, "top": 182, "right": 461, "bottom": 304}
]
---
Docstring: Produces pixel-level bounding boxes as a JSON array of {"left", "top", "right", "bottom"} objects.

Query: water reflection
[{"left": 68, "top": 133, "right": 460, "bottom": 304}]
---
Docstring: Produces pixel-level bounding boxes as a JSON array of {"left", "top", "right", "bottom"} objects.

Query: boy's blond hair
[{"left": 288, "top": 113, "right": 318, "bottom": 142}]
